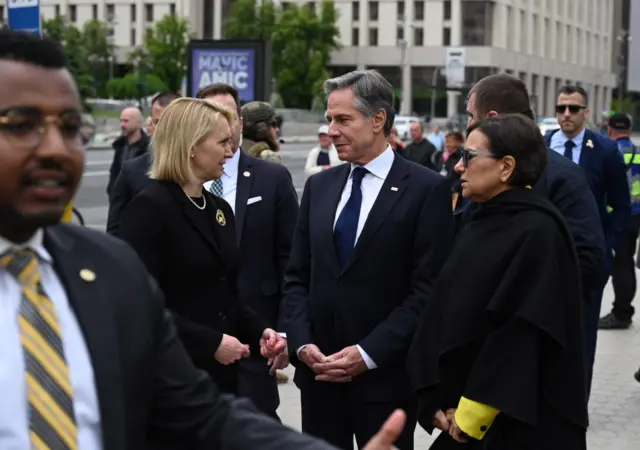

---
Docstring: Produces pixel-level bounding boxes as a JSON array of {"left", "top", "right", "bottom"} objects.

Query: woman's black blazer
[{"left": 118, "top": 179, "right": 268, "bottom": 393}]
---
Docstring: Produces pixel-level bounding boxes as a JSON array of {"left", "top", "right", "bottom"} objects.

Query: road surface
[{"left": 78, "top": 144, "right": 640, "bottom": 449}]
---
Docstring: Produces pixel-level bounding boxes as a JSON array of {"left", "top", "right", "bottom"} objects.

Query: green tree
[
  {"left": 42, "top": 17, "right": 96, "bottom": 110},
  {"left": 107, "top": 73, "right": 168, "bottom": 99},
  {"left": 82, "top": 19, "right": 114, "bottom": 97},
  {"left": 223, "top": 0, "right": 340, "bottom": 109},
  {"left": 144, "top": 15, "right": 190, "bottom": 92}
]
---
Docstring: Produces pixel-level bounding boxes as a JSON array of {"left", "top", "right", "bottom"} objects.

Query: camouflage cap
[{"left": 241, "top": 101, "right": 277, "bottom": 141}]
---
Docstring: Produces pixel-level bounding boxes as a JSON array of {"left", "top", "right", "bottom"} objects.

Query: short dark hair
[
  {"left": 558, "top": 85, "right": 589, "bottom": 105},
  {"left": 195, "top": 83, "right": 241, "bottom": 116},
  {"left": 469, "top": 74, "right": 535, "bottom": 121},
  {"left": 446, "top": 131, "right": 464, "bottom": 142},
  {"left": 0, "top": 29, "right": 67, "bottom": 68},
  {"left": 467, "top": 114, "right": 548, "bottom": 187},
  {"left": 151, "top": 92, "right": 180, "bottom": 107}
]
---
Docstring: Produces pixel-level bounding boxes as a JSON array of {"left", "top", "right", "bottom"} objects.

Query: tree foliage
[
  {"left": 142, "top": 15, "right": 190, "bottom": 92},
  {"left": 42, "top": 17, "right": 97, "bottom": 110},
  {"left": 107, "top": 73, "right": 168, "bottom": 99},
  {"left": 223, "top": 0, "right": 340, "bottom": 109}
]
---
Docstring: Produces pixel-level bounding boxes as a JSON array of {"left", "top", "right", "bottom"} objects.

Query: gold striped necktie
[{"left": 1, "top": 249, "right": 78, "bottom": 450}]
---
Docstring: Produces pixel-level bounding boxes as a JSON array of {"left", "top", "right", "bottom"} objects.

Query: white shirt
[
  {"left": 0, "top": 230, "right": 102, "bottom": 449},
  {"left": 204, "top": 148, "right": 241, "bottom": 214},
  {"left": 550, "top": 128, "right": 586, "bottom": 165},
  {"left": 297, "top": 146, "right": 395, "bottom": 370}
]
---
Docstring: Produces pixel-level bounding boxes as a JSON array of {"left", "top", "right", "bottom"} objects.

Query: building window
[
  {"left": 397, "top": 27, "right": 404, "bottom": 42},
  {"left": 131, "top": 29, "right": 136, "bottom": 46},
  {"left": 397, "top": 1, "right": 405, "bottom": 19},
  {"left": 368, "top": 2, "right": 378, "bottom": 21},
  {"left": 54, "top": 4, "right": 60, "bottom": 16},
  {"left": 352, "top": 28, "right": 359, "bottom": 46},
  {"left": 413, "top": 1, "right": 424, "bottom": 20},
  {"left": 68, "top": 5, "right": 77, "bottom": 22},
  {"left": 443, "top": 27, "right": 451, "bottom": 46},
  {"left": 0, "top": 6, "right": 4, "bottom": 22},
  {"left": 107, "top": 4, "right": 115, "bottom": 22},
  {"left": 170, "top": 3, "right": 176, "bottom": 15},
  {"left": 131, "top": 4, "right": 136, "bottom": 22},
  {"left": 413, "top": 28, "right": 424, "bottom": 46},
  {"left": 443, "top": 0, "right": 451, "bottom": 20},
  {"left": 145, "top": 4, "right": 154, "bottom": 22},
  {"left": 368, "top": 27, "right": 378, "bottom": 46},
  {"left": 307, "top": 2, "right": 315, "bottom": 14},
  {"left": 352, "top": 1, "right": 360, "bottom": 21},
  {"left": 461, "top": 0, "right": 493, "bottom": 46},
  {"left": 92, "top": 5, "right": 98, "bottom": 20},
  {"left": 281, "top": 2, "right": 291, "bottom": 10}
]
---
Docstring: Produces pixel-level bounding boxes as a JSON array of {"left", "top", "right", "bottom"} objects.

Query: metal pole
[{"left": 430, "top": 67, "right": 440, "bottom": 121}]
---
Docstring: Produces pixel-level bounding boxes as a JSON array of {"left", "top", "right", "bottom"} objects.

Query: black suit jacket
[
  {"left": 106, "top": 133, "right": 150, "bottom": 197},
  {"left": 283, "top": 153, "right": 453, "bottom": 401},
  {"left": 546, "top": 129, "right": 631, "bottom": 258},
  {"left": 457, "top": 149, "right": 607, "bottom": 291},
  {"left": 234, "top": 152, "right": 299, "bottom": 330},
  {"left": 41, "top": 224, "right": 339, "bottom": 450},
  {"left": 118, "top": 180, "right": 268, "bottom": 393},
  {"left": 106, "top": 152, "right": 153, "bottom": 236}
]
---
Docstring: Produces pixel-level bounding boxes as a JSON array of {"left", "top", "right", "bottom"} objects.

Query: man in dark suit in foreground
[
  {"left": 197, "top": 84, "right": 299, "bottom": 420},
  {"left": 106, "top": 91, "right": 180, "bottom": 236},
  {"left": 0, "top": 29, "right": 405, "bottom": 450},
  {"left": 283, "top": 70, "right": 454, "bottom": 449}
]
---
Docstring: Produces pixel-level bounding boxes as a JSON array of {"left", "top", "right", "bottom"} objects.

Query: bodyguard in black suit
[
  {"left": 283, "top": 70, "right": 453, "bottom": 449},
  {"left": 0, "top": 29, "right": 406, "bottom": 450},
  {"left": 197, "top": 85, "right": 299, "bottom": 419},
  {"left": 106, "top": 91, "right": 180, "bottom": 236}
]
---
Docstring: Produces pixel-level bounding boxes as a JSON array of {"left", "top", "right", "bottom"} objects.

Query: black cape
[{"left": 408, "top": 188, "right": 588, "bottom": 450}]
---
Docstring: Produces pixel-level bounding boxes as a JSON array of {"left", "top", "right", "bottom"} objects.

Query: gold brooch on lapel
[
  {"left": 243, "top": 171, "right": 251, "bottom": 177},
  {"left": 216, "top": 209, "right": 227, "bottom": 226},
  {"left": 79, "top": 269, "right": 96, "bottom": 282},
  {"left": 586, "top": 139, "right": 594, "bottom": 148}
]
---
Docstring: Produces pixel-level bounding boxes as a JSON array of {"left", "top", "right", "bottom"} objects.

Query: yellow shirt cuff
[{"left": 455, "top": 396, "right": 500, "bottom": 440}]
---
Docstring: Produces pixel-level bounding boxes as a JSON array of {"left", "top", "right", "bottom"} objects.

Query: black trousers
[
  {"left": 237, "top": 358, "right": 281, "bottom": 422},
  {"left": 611, "top": 215, "right": 640, "bottom": 321},
  {"left": 300, "top": 383, "right": 417, "bottom": 450}
]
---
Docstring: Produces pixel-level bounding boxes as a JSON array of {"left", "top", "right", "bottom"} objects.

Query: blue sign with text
[
  {"left": 190, "top": 48, "right": 256, "bottom": 102},
  {"left": 7, "top": 0, "right": 42, "bottom": 35}
]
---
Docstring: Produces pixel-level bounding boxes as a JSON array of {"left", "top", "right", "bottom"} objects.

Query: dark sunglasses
[
  {"left": 461, "top": 148, "right": 499, "bottom": 167},
  {"left": 555, "top": 104, "right": 586, "bottom": 114}
]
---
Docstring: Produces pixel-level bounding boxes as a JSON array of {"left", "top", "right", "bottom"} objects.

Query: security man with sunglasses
[{"left": 546, "top": 85, "right": 630, "bottom": 396}]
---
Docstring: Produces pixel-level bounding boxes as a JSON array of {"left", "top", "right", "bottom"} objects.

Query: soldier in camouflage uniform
[{"left": 240, "top": 101, "right": 282, "bottom": 163}]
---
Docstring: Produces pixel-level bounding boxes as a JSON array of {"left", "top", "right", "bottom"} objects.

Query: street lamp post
[
  {"left": 430, "top": 67, "right": 443, "bottom": 122},
  {"left": 106, "top": 15, "right": 117, "bottom": 83},
  {"left": 617, "top": 30, "right": 632, "bottom": 103},
  {"left": 396, "top": 14, "right": 412, "bottom": 116}
]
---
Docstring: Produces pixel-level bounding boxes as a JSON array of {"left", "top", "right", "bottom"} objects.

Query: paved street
[{"left": 79, "top": 144, "right": 640, "bottom": 449}]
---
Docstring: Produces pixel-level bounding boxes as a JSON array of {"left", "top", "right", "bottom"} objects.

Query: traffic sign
[{"left": 7, "top": 0, "right": 41, "bottom": 35}]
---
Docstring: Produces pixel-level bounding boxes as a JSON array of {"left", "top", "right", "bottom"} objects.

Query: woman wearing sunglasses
[{"left": 409, "top": 114, "right": 587, "bottom": 450}]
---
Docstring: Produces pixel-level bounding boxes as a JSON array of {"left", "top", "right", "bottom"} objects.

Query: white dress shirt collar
[
  {"left": 223, "top": 148, "right": 241, "bottom": 180},
  {"left": 350, "top": 145, "right": 394, "bottom": 181},
  {"left": 0, "top": 229, "right": 51, "bottom": 263}
]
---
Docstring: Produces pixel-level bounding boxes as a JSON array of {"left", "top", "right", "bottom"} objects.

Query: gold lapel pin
[
  {"left": 390, "top": 187, "right": 399, "bottom": 191},
  {"left": 79, "top": 269, "right": 96, "bottom": 282},
  {"left": 243, "top": 171, "right": 251, "bottom": 177},
  {"left": 216, "top": 209, "right": 227, "bottom": 226}
]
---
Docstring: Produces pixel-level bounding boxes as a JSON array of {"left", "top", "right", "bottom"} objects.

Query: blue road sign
[{"left": 7, "top": 0, "right": 42, "bottom": 35}]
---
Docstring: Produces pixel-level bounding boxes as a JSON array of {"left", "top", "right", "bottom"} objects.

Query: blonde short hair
[{"left": 150, "top": 97, "right": 233, "bottom": 182}]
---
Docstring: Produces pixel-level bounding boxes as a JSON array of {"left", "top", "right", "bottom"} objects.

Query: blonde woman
[{"left": 118, "top": 98, "right": 286, "bottom": 395}]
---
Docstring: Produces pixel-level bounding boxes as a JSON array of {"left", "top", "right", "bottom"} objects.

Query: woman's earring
[{"left": 190, "top": 153, "right": 195, "bottom": 159}]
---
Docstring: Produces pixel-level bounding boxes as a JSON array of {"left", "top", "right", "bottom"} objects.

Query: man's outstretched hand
[{"left": 362, "top": 409, "right": 406, "bottom": 450}]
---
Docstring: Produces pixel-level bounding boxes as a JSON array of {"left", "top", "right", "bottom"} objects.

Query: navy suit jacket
[
  {"left": 455, "top": 149, "right": 606, "bottom": 292},
  {"left": 546, "top": 128, "right": 630, "bottom": 256},
  {"left": 233, "top": 152, "right": 299, "bottom": 331},
  {"left": 283, "top": 153, "right": 453, "bottom": 401}
]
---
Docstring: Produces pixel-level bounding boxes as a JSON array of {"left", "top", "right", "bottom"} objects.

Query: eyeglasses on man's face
[{"left": 0, "top": 107, "right": 84, "bottom": 151}]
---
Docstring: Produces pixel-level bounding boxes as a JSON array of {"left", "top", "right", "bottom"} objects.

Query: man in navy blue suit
[
  {"left": 283, "top": 70, "right": 453, "bottom": 449},
  {"left": 545, "top": 85, "right": 630, "bottom": 393},
  {"left": 198, "top": 84, "right": 300, "bottom": 422}
]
